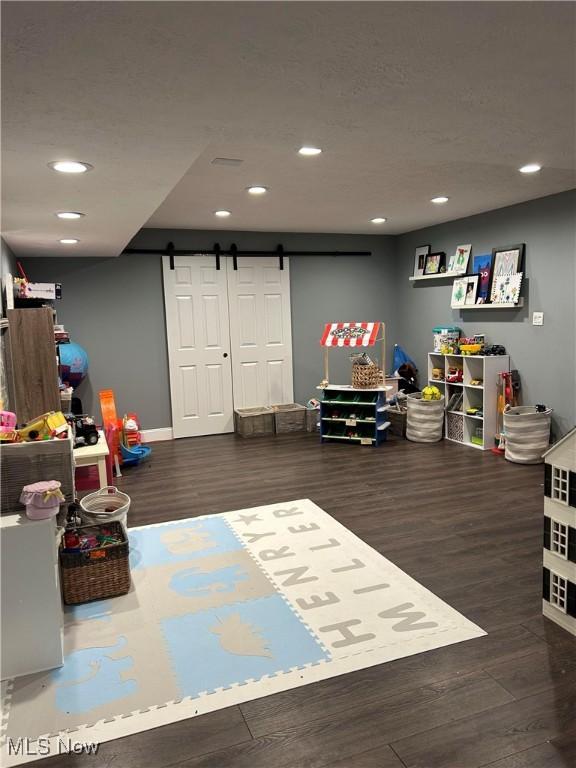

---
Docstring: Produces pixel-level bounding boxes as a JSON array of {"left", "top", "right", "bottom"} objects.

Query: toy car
[
  {"left": 484, "top": 344, "right": 506, "bottom": 356},
  {"left": 18, "top": 411, "right": 68, "bottom": 441},
  {"left": 68, "top": 414, "right": 99, "bottom": 447},
  {"left": 446, "top": 367, "right": 463, "bottom": 383},
  {"left": 469, "top": 378, "right": 483, "bottom": 386},
  {"left": 460, "top": 343, "right": 482, "bottom": 355}
]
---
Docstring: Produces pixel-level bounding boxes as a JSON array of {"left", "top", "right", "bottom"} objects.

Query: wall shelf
[
  {"left": 409, "top": 272, "right": 462, "bottom": 282},
  {"left": 454, "top": 298, "right": 524, "bottom": 310}
]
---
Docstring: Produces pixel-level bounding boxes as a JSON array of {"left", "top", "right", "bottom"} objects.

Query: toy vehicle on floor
[
  {"left": 18, "top": 411, "right": 68, "bottom": 441},
  {"left": 446, "top": 367, "right": 463, "bottom": 383},
  {"left": 68, "top": 414, "right": 99, "bottom": 447}
]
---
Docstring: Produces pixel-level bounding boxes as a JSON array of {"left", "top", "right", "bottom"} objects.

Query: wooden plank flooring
[{"left": 32, "top": 433, "right": 575, "bottom": 768}]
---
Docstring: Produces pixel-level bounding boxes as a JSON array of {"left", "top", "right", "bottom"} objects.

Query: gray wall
[
  {"left": 20, "top": 191, "right": 576, "bottom": 434},
  {"left": 24, "top": 231, "right": 397, "bottom": 428},
  {"left": 394, "top": 190, "right": 576, "bottom": 436}
]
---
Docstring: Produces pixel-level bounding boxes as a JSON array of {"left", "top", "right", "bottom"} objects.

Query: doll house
[{"left": 542, "top": 428, "right": 576, "bottom": 635}]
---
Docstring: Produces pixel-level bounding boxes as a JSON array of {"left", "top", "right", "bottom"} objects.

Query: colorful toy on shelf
[
  {"left": 67, "top": 414, "right": 99, "bottom": 448},
  {"left": 446, "top": 367, "right": 463, "bottom": 383},
  {"left": 17, "top": 411, "right": 68, "bottom": 442},
  {"left": 0, "top": 410, "right": 17, "bottom": 434},
  {"left": 422, "top": 385, "right": 442, "bottom": 401},
  {"left": 469, "top": 378, "right": 483, "bottom": 387},
  {"left": 431, "top": 367, "right": 444, "bottom": 381},
  {"left": 460, "top": 343, "right": 482, "bottom": 356}
]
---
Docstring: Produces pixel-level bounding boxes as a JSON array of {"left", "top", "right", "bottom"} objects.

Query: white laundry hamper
[
  {"left": 406, "top": 393, "right": 445, "bottom": 443},
  {"left": 504, "top": 406, "right": 553, "bottom": 464},
  {"left": 79, "top": 486, "right": 131, "bottom": 527}
]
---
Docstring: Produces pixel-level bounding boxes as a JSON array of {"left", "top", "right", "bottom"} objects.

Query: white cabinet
[
  {"left": 427, "top": 352, "right": 510, "bottom": 451},
  {"left": 1, "top": 514, "right": 64, "bottom": 680}
]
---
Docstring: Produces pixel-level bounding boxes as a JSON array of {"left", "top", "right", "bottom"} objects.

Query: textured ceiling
[{"left": 2, "top": 1, "right": 575, "bottom": 257}]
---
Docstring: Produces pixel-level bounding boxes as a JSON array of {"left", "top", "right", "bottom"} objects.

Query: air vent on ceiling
[{"left": 211, "top": 157, "right": 244, "bottom": 166}]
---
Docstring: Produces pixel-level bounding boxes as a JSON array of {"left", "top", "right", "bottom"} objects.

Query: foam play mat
[{"left": 1, "top": 499, "right": 485, "bottom": 765}]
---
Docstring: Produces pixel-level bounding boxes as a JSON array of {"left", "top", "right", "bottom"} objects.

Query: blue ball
[{"left": 58, "top": 342, "right": 89, "bottom": 389}]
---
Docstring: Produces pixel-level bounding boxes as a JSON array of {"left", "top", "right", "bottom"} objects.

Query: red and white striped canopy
[{"left": 320, "top": 322, "right": 381, "bottom": 347}]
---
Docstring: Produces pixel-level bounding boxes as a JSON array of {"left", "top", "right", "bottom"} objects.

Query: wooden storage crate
[
  {"left": 1, "top": 439, "right": 74, "bottom": 514},
  {"left": 273, "top": 403, "right": 306, "bottom": 433},
  {"left": 234, "top": 407, "right": 275, "bottom": 437}
]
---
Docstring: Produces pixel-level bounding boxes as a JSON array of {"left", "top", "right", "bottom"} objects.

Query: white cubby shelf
[{"left": 427, "top": 352, "right": 510, "bottom": 451}]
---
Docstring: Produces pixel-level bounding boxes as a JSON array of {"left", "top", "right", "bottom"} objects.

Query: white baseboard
[{"left": 141, "top": 427, "right": 173, "bottom": 443}]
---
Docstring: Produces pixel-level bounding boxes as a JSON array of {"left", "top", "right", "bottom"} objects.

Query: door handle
[{"left": 223, "top": 352, "right": 229, "bottom": 358}]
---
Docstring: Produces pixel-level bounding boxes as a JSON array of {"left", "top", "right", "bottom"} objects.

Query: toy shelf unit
[
  {"left": 320, "top": 386, "right": 390, "bottom": 446},
  {"left": 428, "top": 352, "right": 510, "bottom": 451}
]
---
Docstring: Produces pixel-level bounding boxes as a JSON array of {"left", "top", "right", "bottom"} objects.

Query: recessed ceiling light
[
  {"left": 247, "top": 185, "right": 268, "bottom": 195},
  {"left": 519, "top": 163, "right": 542, "bottom": 174},
  {"left": 59, "top": 238, "right": 79, "bottom": 244},
  {"left": 431, "top": 196, "right": 449, "bottom": 204},
  {"left": 371, "top": 217, "right": 387, "bottom": 224},
  {"left": 49, "top": 161, "right": 93, "bottom": 174},
  {"left": 55, "top": 211, "right": 85, "bottom": 220},
  {"left": 214, "top": 210, "right": 231, "bottom": 218},
  {"left": 298, "top": 146, "right": 322, "bottom": 156}
]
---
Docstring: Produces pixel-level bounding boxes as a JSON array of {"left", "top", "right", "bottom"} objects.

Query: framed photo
[
  {"left": 451, "top": 277, "right": 468, "bottom": 307},
  {"left": 424, "top": 251, "right": 444, "bottom": 275},
  {"left": 413, "top": 244, "right": 430, "bottom": 277},
  {"left": 471, "top": 253, "right": 493, "bottom": 303},
  {"left": 448, "top": 244, "right": 472, "bottom": 274},
  {"left": 492, "top": 272, "right": 523, "bottom": 304},
  {"left": 491, "top": 244, "right": 525, "bottom": 301},
  {"left": 465, "top": 276, "right": 478, "bottom": 305}
]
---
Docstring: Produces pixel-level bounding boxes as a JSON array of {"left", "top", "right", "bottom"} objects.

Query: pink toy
[
  {"left": 20, "top": 480, "right": 65, "bottom": 520},
  {"left": 0, "top": 411, "right": 17, "bottom": 433}
]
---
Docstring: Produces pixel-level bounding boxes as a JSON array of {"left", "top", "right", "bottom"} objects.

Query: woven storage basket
[
  {"left": 272, "top": 404, "right": 306, "bottom": 433},
  {"left": 387, "top": 407, "right": 407, "bottom": 437},
  {"left": 351, "top": 363, "right": 384, "bottom": 389},
  {"left": 306, "top": 409, "right": 319, "bottom": 432},
  {"left": 234, "top": 407, "right": 275, "bottom": 437},
  {"left": 406, "top": 393, "right": 445, "bottom": 443},
  {"left": 80, "top": 486, "right": 130, "bottom": 527},
  {"left": 59, "top": 521, "right": 130, "bottom": 605},
  {"left": 504, "top": 406, "right": 552, "bottom": 464}
]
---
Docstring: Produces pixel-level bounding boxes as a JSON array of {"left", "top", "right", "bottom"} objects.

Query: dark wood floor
[{"left": 37, "top": 433, "right": 575, "bottom": 768}]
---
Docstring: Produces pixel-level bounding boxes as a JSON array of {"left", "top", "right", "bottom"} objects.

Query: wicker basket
[
  {"left": 59, "top": 521, "right": 130, "bottom": 605},
  {"left": 387, "top": 407, "right": 407, "bottom": 437},
  {"left": 351, "top": 363, "right": 384, "bottom": 389},
  {"left": 306, "top": 409, "right": 319, "bottom": 432},
  {"left": 234, "top": 407, "right": 275, "bottom": 437},
  {"left": 272, "top": 404, "right": 306, "bottom": 433},
  {"left": 80, "top": 486, "right": 131, "bottom": 527}
]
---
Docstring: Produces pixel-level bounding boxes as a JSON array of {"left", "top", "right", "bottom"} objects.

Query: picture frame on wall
[
  {"left": 472, "top": 253, "right": 494, "bottom": 304},
  {"left": 492, "top": 272, "right": 523, "bottom": 305},
  {"left": 491, "top": 243, "right": 525, "bottom": 301},
  {"left": 424, "top": 251, "right": 445, "bottom": 275},
  {"left": 413, "top": 244, "right": 430, "bottom": 277},
  {"left": 451, "top": 277, "right": 468, "bottom": 307},
  {"left": 465, "top": 275, "right": 478, "bottom": 305},
  {"left": 448, "top": 244, "right": 472, "bottom": 274}
]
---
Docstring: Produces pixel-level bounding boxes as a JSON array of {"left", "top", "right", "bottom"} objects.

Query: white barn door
[
  {"left": 227, "top": 256, "right": 294, "bottom": 408},
  {"left": 162, "top": 256, "right": 234, "bottom": 438}
]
